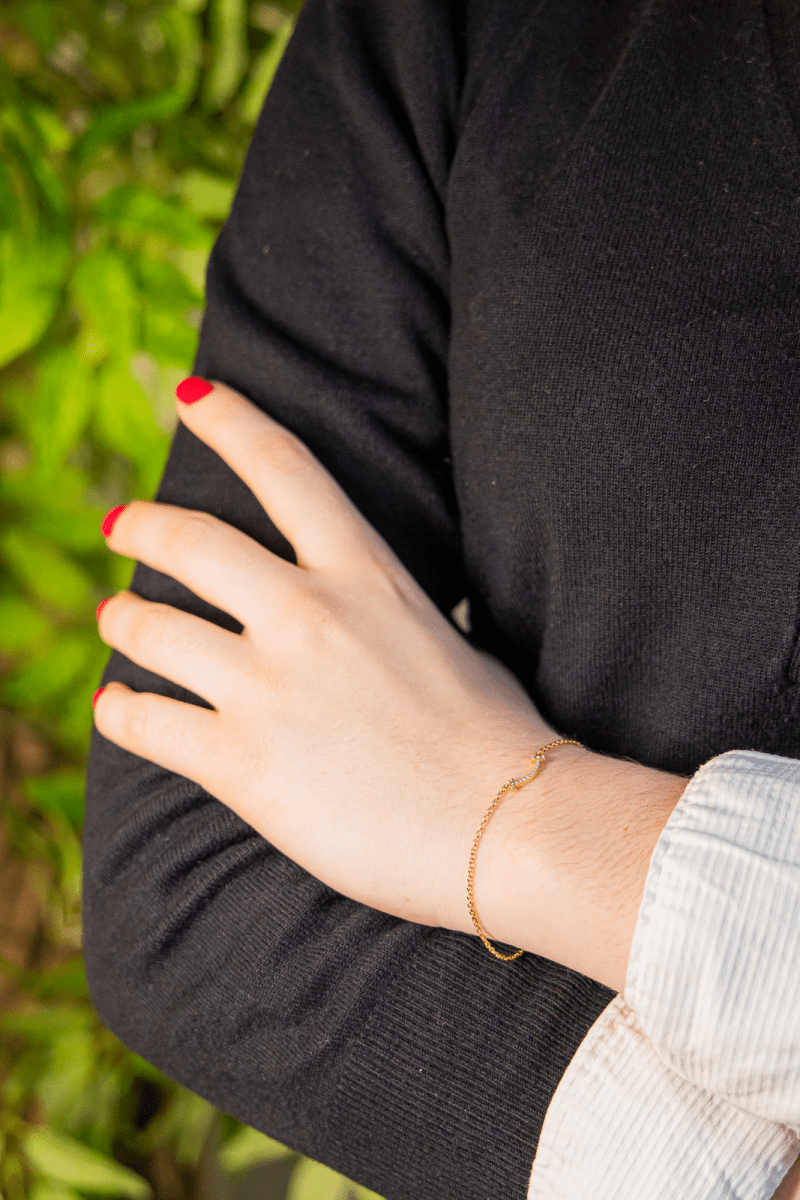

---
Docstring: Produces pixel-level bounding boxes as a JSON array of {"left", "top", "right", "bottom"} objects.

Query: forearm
[
  {"left": 85, "top": 653, "right": 615, "bottom": 1199},
  {"left": 465, "top": 727, "right": 687, "bottom": 993}
]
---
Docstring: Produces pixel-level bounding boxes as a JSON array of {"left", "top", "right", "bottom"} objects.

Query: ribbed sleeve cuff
[{"left": 527, "top": 997, "right": 798, "bottom": 1200}]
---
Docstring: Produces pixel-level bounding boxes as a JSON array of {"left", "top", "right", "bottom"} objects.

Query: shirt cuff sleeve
[
  {"left": 625, "top": 748, "right": 800, "bottom": 1128},
  {"left": 527, "top": 996, "right": 798, "bottom": 1200}
]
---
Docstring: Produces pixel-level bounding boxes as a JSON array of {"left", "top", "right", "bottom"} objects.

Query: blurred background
[{"left": 0, "top": 1, "right": 383, "bottom": 1196}]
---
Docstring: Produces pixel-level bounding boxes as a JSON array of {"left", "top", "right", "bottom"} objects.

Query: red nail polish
[
  {"left": 176, "top": 376, "right": 214, "bottom": 404},
  {"left": 102, "top": 505, "right": 126, "bottom": 538},
  {"left": 92, "top": 687, "right": 105, "bottom": 709},
  {"left": 96, "top": 598, "right": 111, "bottom": 620}
]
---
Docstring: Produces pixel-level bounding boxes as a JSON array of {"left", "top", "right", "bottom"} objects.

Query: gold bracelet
[{"left": 467, "top": 739, "right": 585, "bottom": 962}]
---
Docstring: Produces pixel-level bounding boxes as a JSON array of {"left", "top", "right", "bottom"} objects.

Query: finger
[
  {"left": 93, "top": 681, "right": 222, "bottom": 786},
  {"left": 104, "top": 501, "right": 295, "bottom": 630},
  {"left": 98, "top": 591, "right": 249, "bottom": 707},
  {"left": 175, "top": 379, "right": 395, "bottom": 571}
]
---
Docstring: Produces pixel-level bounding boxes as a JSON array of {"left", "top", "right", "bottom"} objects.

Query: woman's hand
[
  {"left": 95, "top": 379, "right": 685, "bottom": 990},
  {"left": 94, "top": 380, "right": 558, "bottom": 935},
  {"left": 772, "top": 1155, "right": 800, "bottom": 1200}
]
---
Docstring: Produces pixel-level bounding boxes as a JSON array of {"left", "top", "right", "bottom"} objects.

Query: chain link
[{"left": 466, "top": 739, "right": 585, "bottom": 962}]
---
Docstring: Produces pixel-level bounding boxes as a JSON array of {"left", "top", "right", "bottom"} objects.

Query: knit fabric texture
[{"left": 83, "top": 1, "right": 800, "bottom": 1196}]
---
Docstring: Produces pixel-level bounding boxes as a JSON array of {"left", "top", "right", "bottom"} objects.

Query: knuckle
[
  {"left": 283, "top": 583, "right": 351, "bottom": 655},
  {"left": 122, "top": 698, "right": 149, "bottom": 746},
  {"left": 164, "top": 508, "right": 216, "bottom": 562},
  {"left": 258, "top": 427, "right": 312, "bottom": 478},
  {"left": 278, "top": 579, "right": 325, "bottom": 628},
  {"left": 358, "top": 554, "right": 409, "bottom": 603},
  {"left": 126, "top": 601, "right": 170, "bottom": 658},
  {"left": 98, "top": 687, "right": 149, "bottom": 749}
]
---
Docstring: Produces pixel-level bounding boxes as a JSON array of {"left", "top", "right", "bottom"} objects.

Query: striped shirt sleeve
[{"left": 528, "top": 749, "right": 800, "bottom": 1198}]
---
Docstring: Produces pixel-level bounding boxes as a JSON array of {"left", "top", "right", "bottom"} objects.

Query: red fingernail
[
  {"left": 176, "top": 376, "right": 214, "bottom": 404},
  {"left": 96, "top": 598, "right": 111, "bottom": 620},
  {"left": 92, "top": 687, "right": 105, "bottom": 709},
  {"left": 102, "top": 505, "right": 126, "bottom": 538}
]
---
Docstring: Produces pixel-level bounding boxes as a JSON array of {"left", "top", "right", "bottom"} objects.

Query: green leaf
[
  {"left": 142, "top": 308, "right": 199, "bottom": 366},
  {"left": 0, "top": 235, "right": 69, "bottom": 369},
  {"left": 179, "top": 170, "right": 236, "bottom": 220},
  {"left": 94, "top": 358, "right": 168, "bottom": 471},
  {"left": 22, "top": 1127, "right": 150, "bottom": 1198},
  {"left": 72, "top": 92, "right": 187, "bottom": 162},
  {"left": 239, "top": 18, "right": 293, "bottom": 124},
  {"left": 0, "top": 456, "right": 89, "bottom": 510},
  {"left": 287, "top": 1157, "right": 349, "bottom": 1200},
  {"left": 30, "top": 1023, "right": 125, "bottom": 1137},
  {"left": 33, "top": 1030, "right": 97, "bottom": 1122},
  {"left": 2, "top": 633, "right": 97, "bottom": 707},
  {"left": 71, "top": 250, "right": 140, "bottom": 362},
  {"left": 26, "top": 350, "right": 95, "bottom": 473},
  {"left": 25, "top": 768, "right": 86, "bottom": 830},
  {"left": 0, "top": 595, "right": 51, "bottom": 653},
  {"left": 0, "top": 160, "right": 20, "bottom": 229},
  {"left": 109, "top": 552, "right": 137, "bottom": 592},
  {"left": 2, "top": 107, "right": 71, "bottom": 229},
  {"left": 8, "top": 1, "right": 58, "bottom": 52},
  {"left": 133, "top": 255, "right": 202, "bottom": 307},
  {"left": 220, "top": 1126, "right": 295, "bottom": 1173},
  {"left": 37, "top": 960, "right": 88, "bottom": 1000},
  {"left": 52, "top": 674, "right": 107, "bottom": 753},
  {"left": 204, "top": 0, "right": 248, "bottom": 110},
  {"left": 1, "top": 1006, "right": 90, "bottom": 1040},
  {"left": 170, "top": 246, "right": 211, "bottom": 295},
  {"left": 151, "top": 1089, "right": 215, "bottom": 1166},
  {"left": 0, "top": 957, "right": 88, "bottom": 1001},
  {"left": 71, "top": 6, "right": 202, "bottom": 162},
  {"left": 27, "top": 106, "right": 73, "bottom": 153},
  {"left": 0, "top": 529, "right": 93, "bottom": 612},
  {"left": 161, "top": 7, "right": 203, "bottom": 100},
  {"left": 95, "top": 186, "right": 211, "bottom": 249},
  {"left": 29, "top": 1180, "right": 84, "bottom": 1200},
  {"left": 25, "top": 501, "right": 107, "bottom": 553}
]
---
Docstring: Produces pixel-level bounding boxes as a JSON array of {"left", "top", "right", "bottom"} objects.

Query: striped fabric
[{"left": 529, "top": 750, "right": 800, "bottom": 1198}]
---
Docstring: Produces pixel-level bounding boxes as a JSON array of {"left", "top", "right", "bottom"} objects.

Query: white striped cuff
[{"left": 528, "top": 997, "right": 797, "bottom": 1199}]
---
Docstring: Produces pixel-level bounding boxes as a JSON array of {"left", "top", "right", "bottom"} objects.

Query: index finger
[{"left": 175, "top": 379, "right": 395, "bottom": 572}]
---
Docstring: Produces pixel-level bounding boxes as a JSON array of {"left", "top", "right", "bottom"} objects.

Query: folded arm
[
  {"left": 82, "top": 4, "right": 615, "bottom": 1197},
  {"left": 83, "top": 3, "right": 800, "bottom": 1198}
]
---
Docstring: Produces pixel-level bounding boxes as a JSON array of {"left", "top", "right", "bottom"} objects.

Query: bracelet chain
[{"left": 466, "top": 739, "right": 585, "bottom": 962}]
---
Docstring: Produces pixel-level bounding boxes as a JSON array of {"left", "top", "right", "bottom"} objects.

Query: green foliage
[
  {"left": 23, "top": 1128, "right": 150, "bottom": 1198},
  {"left": 219, "top": 1127, "right": 385, "bottom": 1200},
  {"left": 220, "top": 1126, "right": 293, "bottom": 1173},
  {"left": 0, "top": 235, "right": 70, "bottom": 369},
  {"left": 0, "top": 1, "right": 385, "bottom": 1197}
]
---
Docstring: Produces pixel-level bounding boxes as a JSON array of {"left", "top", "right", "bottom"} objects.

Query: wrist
[{"left": 468, "top": 743, "right": 688, "bottom": 991}]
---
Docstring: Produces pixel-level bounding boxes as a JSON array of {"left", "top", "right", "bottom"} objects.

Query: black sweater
[{"left": 83, "top": 1, "right": 800, "bottom": 1196}]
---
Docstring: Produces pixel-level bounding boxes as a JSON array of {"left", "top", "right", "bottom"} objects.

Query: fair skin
[
  {"left": 95, "top": 381, "right": 800, "bottom": 1198},
  {"left": 94, "top": 380, "right": 686, "bottom": 994},
  {"left": 775, "top": 1157, "right": 800, "bottom": 1200}
]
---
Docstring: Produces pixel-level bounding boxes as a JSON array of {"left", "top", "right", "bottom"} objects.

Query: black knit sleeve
[{"left": 82, "top": 3, "right": 614, "bottom": 1197}]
